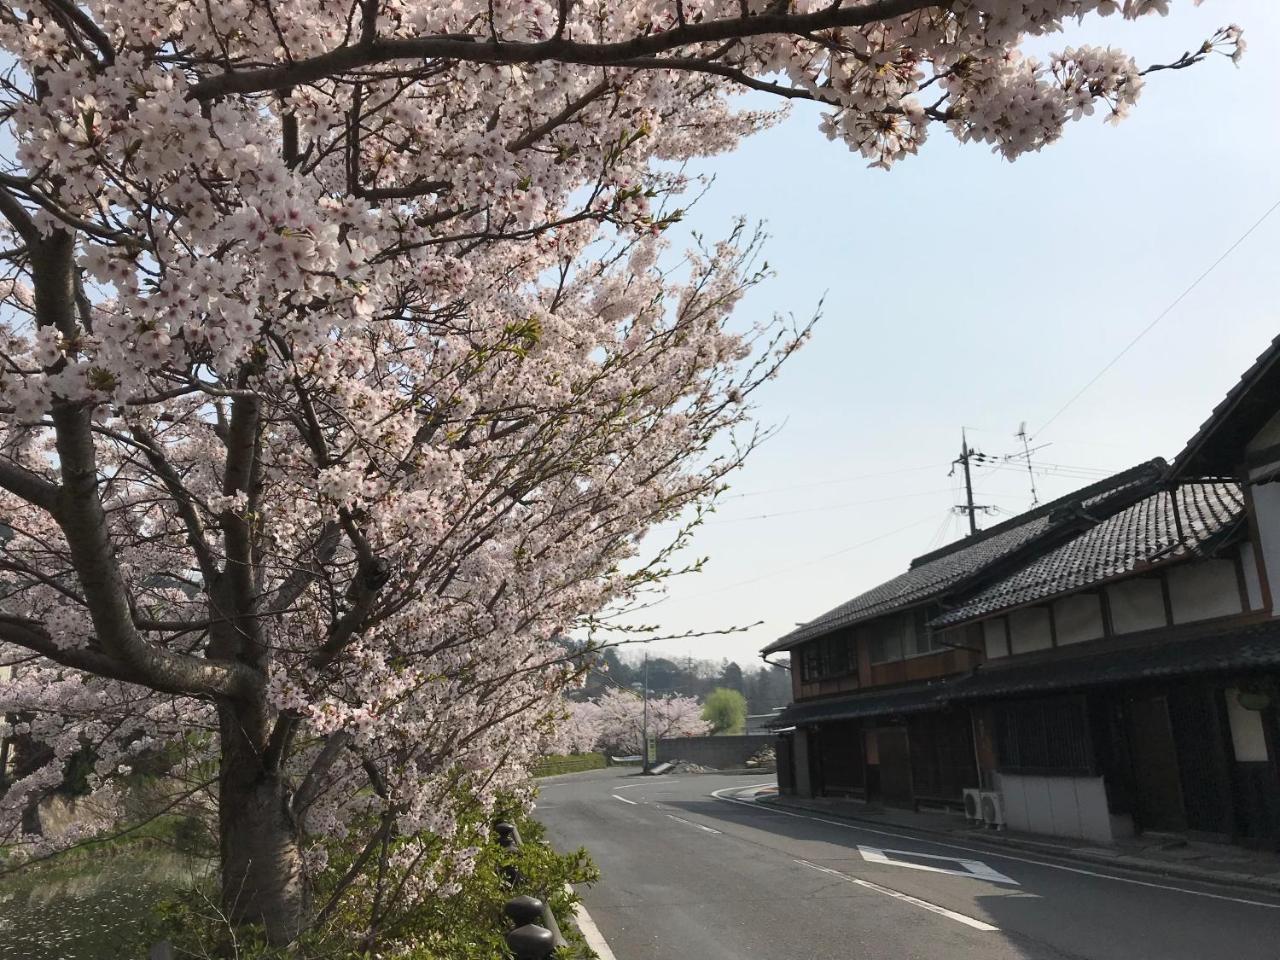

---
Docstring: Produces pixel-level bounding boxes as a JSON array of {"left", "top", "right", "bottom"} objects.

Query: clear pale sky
[{"left": 618, "top": 1, "right": 1280, "bottom": 670}]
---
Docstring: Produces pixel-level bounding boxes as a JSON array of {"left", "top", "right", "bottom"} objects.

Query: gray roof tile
[
  {"left": 762, "top": 460, "right": 1166, "bottom": 654},
  {"left": 931, "top": 482, "right": 1245, "bottom": 627}
]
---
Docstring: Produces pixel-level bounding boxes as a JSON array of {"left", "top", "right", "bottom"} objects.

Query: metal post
[{"left": 642, "top": 651, "right": 650, "bottom": 773}]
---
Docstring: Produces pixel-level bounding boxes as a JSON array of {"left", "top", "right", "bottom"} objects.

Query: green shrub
[
  {"left": 531, "top": 753, "right": 607, "bottom": 777},
  {"left": 701, "top": 688, "right": 747, "bottom": 735},
  {"left": 150, "top": 799, "right": 597, "bottom": 959}
]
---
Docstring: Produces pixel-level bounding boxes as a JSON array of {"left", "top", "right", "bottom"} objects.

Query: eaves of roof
[
  {"left": 761, "top": 459, "right": 1167, "bottom": 656},
  {"left": 771, "top": 618, "right": 1280, "bottom": 728},
  {"left": 1169, "top": 333, "right": 1280, "bottom": 481}
]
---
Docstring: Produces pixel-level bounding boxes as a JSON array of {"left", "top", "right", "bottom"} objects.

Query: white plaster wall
[
  {"left": 1247, "top": 482, "right": 1280, "bottom": 614},
  {"left": 1246, "top": 409, "right": 1280, "bottom": 453},
  {"left": 1167, "top": 560, "right": 1242, "bottom": 624},
  {"left": 1226, "top": 689, "right": 1270, "bottom": 762},
  {"left": 1009, "top": 607, "right": 1052, "bottom": 655},
  {"left": 1240, "top": 541, "right": 1265, "bottom": 611},
  {"left": 996, "top": 773, "right": 1114, "bottom": 842},
  {"left": 983, "top": 618, "right": 1009, "bottom": 660},
  {"left": 1106, "top": 578, "right": 1166, "bottom": 635},
  {"left": 1053, "top": 593, "right": 1105, "bottom": 646}
]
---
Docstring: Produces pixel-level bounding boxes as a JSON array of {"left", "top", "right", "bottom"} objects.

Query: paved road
[{"left": 536, "top": 768, "right": 1280, "bottom": 960}]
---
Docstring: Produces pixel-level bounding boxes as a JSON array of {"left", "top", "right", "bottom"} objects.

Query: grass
[{"left": 531, "top": 753, "right": 608, "bottom": 777}]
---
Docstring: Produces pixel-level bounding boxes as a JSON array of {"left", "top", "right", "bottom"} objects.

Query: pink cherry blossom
[{"left": 0, "top": 0, "right": 1240, "bottom": 947}]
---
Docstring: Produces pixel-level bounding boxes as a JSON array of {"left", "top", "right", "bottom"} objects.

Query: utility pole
[
  {"left": 954, "top": 430, "right": 979, "bottom": 535},
  {"left": 1015, "top": 422, "right": 1041, "bottom": 507},
  {"left": 641, "top": 651, "right": 651, "bottom": 773}
]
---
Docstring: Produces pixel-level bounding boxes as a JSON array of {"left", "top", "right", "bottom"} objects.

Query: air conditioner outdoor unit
[
  {"left": 980, "top": 791, "right": 1005, "bottom": 830},
  {"left": 962, "top": 788, "right": 983, "bottom": 823}
]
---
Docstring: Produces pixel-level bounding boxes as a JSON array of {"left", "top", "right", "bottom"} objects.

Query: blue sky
[{"left": 622, "top": 1, "right": 1280, "bottom": 670}]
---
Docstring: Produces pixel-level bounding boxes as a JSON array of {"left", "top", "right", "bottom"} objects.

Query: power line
[
  {"left": 720, "top": 463, "right": 945, "bottom": 500},
  {"left": 1035, "top": 197, "right": 1280, "bottom": 440},
  {"left": 642, "top": 515, "right": 938, "bottom": 609},
  {"left": 706, "top": 487, "right": 960, "bottom": 524}
]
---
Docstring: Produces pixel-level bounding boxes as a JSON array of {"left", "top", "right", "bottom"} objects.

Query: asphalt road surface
[{"left": 536, "top": 768, "right": 1280, "bottom": 960}]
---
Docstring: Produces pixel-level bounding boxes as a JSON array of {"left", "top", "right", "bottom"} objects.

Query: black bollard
[
  {"left": 505, "top": 923, "right": 556, "bottom": 960},
  {"left": 504, "top": 894, "right": 547, "bottom": 927},
  {"left": 495, "top": 821, "right": 518, "bottom": 849}
]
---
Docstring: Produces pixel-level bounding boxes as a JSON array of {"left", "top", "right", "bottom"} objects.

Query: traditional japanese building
[{"left": 768, "top": 335, "right": 1280, "bottom": 849}]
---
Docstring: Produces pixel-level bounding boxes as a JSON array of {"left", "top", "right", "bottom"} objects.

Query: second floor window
[
  {"left": 800, "top": 633, "right": 856, "bottom": 682},
  {"left": 867, "top": 616, "right": 904, "bottom": 664}
]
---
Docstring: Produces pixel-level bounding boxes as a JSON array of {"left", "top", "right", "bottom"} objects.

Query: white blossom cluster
[{"left": 0, "top": 0, "right": 1240, "bottom": 939}]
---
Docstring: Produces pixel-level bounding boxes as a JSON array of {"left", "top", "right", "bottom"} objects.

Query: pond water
[{"left": 0, "top": 848, "right": 211, "bottom": 960}]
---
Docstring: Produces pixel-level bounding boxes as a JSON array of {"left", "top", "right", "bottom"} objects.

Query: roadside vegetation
[
  {"left": 533, "top": 753, "right": 609, "bottom": 778},
  {"left": 2, "top": 799, "right": 595, "bottom": 960}
]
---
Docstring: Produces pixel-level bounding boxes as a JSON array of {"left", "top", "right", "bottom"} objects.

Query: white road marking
[
  {"left": 710, "top": 787, "right": 1280, "bottom": 910},
  {"left": 795, "top": 858, "right": 999, "bottom": 931},
  {"left": 666, "top": 814, "right": 722, "bottom": 835},
  {"left": 567, "top": 885, "right": 619, "bottom": 960},
  {"left": 858, "top": 844, "right": 1019, "bottom": 885},
  {"left": 611, "top": 794, "right": 639, "bottom": 805},
  {"left": 615, "top": 780, "right": 681, "bottom": 791}
]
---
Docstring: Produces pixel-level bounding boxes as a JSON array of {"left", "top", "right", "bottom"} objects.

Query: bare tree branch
[{"left": 189, "top": 1, "right": 941, "bottom": 99}]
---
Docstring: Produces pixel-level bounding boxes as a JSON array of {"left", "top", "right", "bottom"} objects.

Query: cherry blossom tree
[
  {"left": 592, "top": 688, "right": 709, "bottom": 755},
  {"left": 551, "top": 698, "right": 605, "bottom": 755},
  {"left": 0, "top": 0, "right": 1241, "bottom": 947}
]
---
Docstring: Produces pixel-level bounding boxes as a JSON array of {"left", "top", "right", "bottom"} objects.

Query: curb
[
  {"left": 564, "top": 884, "right": 618, "bottom": 960},
  {"left": 760, "top": 796, "right": 1280, "bottom": 897}
]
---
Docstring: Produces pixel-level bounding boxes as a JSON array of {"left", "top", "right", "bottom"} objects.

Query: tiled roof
[
  {"left": 761, "top": 460, "right": 1167, "bottom": 655},
  {"left": 769, "top": 679, "right": 952, "bottom": 727},
  {"left": 771, "top": 619, "right": 1280, "bottom": 727},
  {"left": 950, "top": 618, "right": 1280, "bottom": 700},
  {"left": 931, "top": 482, "right": 1246, "bottom": 627},
  {"left": 1170, "top": 333, "right": 1280, "bottom": 480}
]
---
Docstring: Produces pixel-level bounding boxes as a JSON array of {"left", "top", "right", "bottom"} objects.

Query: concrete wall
[
  {"left": 656, "top": 734, "right": 775, "bottom": 770},
  {"left": 996, "top": 772, "right": 1115, "bottom": 842}
]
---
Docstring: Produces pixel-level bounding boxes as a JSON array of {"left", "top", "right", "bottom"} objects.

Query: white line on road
[
  {"left": 611, "top": 794, "right": 638, "bottom": 805},
  {"left": 568, "top": 885, "right": 619, "bottom": 960},
  {"left": 666, "top": 814, "right": 722, "bottom": 834},
  {"left": 711, "top": 787, "right": 1280, "bottom": 910},
  {"left": 615, "top": 780, "right": 680, "bottom": 791},
  {"left": 795, "top": 858, "right": 1000, "bottom": 931}
]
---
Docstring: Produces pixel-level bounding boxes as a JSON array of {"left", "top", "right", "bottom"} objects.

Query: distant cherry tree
[
  {"left": 592, "top": 688, "right": 709, "bottom": 755},
  {"left": 0, "top": 0, "right": 1240, "bottom": 946}
]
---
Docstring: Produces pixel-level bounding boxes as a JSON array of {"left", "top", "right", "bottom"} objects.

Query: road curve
[{"left": 536, "top": 767, "right": 1280, "bottom": 960}]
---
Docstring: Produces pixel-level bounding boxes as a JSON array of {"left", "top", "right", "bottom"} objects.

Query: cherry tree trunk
[{"left": 218, "top": 707, "right": 307, "bottom": 944}]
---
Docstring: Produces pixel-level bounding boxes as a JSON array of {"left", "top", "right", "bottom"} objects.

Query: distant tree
[
  {"left": 702, "top": 688, "right": 748, "bottom": 736},
  {"left": 720, "top": 662, "right": 745, "bottom": 693},
  {"left": 593, "top": 688, "right": 708, "bottom": 754},
  {"left": 551, "top": 700, "right": 604, "bottom": 755},
  {"left": 646, "top": 658, "right": 685, "bottom": 697},
  {"left": 743, "top": 660, "right": 793, "bottom": 716}
]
